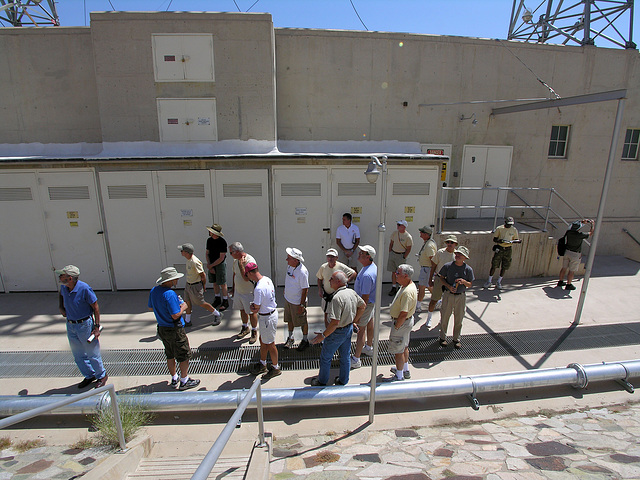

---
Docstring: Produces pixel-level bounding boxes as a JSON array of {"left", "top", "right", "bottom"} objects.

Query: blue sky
[{"left": 47, "top": 0, "right": 637, "bottom": 48}]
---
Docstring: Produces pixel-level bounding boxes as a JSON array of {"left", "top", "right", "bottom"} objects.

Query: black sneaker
[
  {"left": 219, "top": 298, "right": 229, "bottom": 311},
  {"left": 78, "top": 377, "right": 96, "bottom": 388},
  {"left": 283, "top": 337, "right": 294, "bottom": 349},
  {"left": 169, "top": 378, "right": 179, "bottom": 388},
  {"left": 334, "top": 376, "right": 346, "bottom": 386},
  {"left": 184, "top": 321, "right": 193, "bottom": 328},
  {"left": 178, "top": 378, "right": 200, "bottom": 391},
  {"left": 296, "top": 339, "right": 310, "bottom": 352},
  {"left": 310, "top": 378, "right": 326, "bottom": 387},
  {"left": 212, "top": 297, "right": 222, "bottom": 308},
  {"left": 557, "top": 280, "right": 566, "bottom": 287},
  {"left": 565, "top": 284, "right": 576, "bottom": 291}
]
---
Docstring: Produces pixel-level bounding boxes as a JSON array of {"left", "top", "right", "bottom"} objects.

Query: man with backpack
[{"left": 557, "top": 219, "right": 594, "bottom": 291}]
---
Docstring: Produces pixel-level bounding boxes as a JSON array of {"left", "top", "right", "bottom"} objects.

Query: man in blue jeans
[
  {"left": 57, "top": 265, "right": 108, "bottom": 389},
  {"left": 311, "top": 271, "right": 365, "bottom": 386}
]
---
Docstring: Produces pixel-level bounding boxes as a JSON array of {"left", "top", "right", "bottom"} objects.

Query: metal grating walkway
[{"left": 1, "top": 322, "right": 639, "bottom": 378}]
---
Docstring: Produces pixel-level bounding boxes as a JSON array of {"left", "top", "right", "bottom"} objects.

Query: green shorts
[{"left": 491, "top": 247, "right": 513, "bottom": 270}]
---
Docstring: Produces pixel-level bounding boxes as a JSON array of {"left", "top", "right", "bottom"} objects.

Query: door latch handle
[
  {"left": 322, "top": 228, "right": 331, "bottom": 232},
  {"left": 97, "top": 231, "right": 104, "bottom": 235}
]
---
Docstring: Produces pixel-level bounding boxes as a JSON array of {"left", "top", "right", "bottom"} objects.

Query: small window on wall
[
  {"left": 622, "top": 128, "right": 640, "bottom": 161},
  {"left": 548, "top": 125, "right": 570, "bottom": 158}
]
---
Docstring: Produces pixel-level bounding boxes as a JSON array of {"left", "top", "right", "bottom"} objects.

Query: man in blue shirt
[
  {"left": 149, "top": 267, "right": 200, "bottom": 391},
  {"left": 351, "top": 245, "right": 377, "bottom": 369},
  {"left": 57, "top": 265, "right": 107, "bottom": 389}
]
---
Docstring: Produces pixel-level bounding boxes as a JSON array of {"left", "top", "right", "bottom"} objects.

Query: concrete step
[{"left": 125, "top": 455, "right": 250, "bottom": 480}]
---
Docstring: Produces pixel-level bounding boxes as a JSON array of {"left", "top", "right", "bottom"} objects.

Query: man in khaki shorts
[
  {"left": 229, "top": 242, "right": 258, "bottom": 343},
  {"left": 178, "top": 243, "right": 221, "bottom": 327},
  {"left": 427, "top": 234, "right": 458, "bottom": 324},
  {"left": 283, "top": 247, "right": 310, "bottom": 351},
  {"left": 387, "top": 264, "right": 417, "bottom": 381},
  {"left": 387, "top": 220, "right": 413, "bottom": 296}
]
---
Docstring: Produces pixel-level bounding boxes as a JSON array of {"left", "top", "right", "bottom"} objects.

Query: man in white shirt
[
  {"left": 336, "top": 213, "right": 361, "bottom": 269},
  {"left": 283, "top": 247, "right": 310, "bottom": 351},
  {"left": 246, "top": 262, "right": 281, "bottom": 380}
]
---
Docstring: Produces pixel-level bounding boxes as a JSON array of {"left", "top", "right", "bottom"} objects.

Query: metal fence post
[{"left": 256, "top": 382, "right": 265, "bottom": 447}]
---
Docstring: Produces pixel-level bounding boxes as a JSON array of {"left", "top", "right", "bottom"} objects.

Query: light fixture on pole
[{"left": 364, "top": 155, "right": 387, "bottom": 423}]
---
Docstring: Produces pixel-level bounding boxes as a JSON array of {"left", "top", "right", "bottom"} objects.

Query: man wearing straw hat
[
  {"left": 437, "top": 245, "right": 474, "bottom": 350},
  {"left": 149, "top": 267, "right": 201, "bottom": 391},
  {"left": 206, "top": 224, "right": 229, "bottom": 311}
]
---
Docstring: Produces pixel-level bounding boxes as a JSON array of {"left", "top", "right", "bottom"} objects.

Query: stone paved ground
[
  {"left": 0, "top": 443, "right": 111, "bottom": 480},
  {"left": 270, "top": 401, "right": 640, "bottom": 480}
]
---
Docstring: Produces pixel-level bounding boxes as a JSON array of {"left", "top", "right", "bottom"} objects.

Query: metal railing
[
  {"left": 0, "top": 384, "right": 127, "bottom": 452},
  {"left": 191, "top": 376, "right": 265, "bottom": 480},
  {"left": 438, "top": 186, "right": 585, "bottom": 235}
]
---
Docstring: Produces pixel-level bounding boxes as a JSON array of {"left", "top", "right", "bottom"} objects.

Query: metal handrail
[
  {"left": 191, "top": 376, "right": 265, "bottom": 480},
  {"left": 0, "top": 384, "right": 127, "bottom": 452},
  {"left": 438, "top": 186, "right": 586, "bottom": 235}
]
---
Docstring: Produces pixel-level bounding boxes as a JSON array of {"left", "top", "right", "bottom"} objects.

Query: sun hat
[
  {"left": 455, "top": 245, "right": 470, "bottom": 259},
  {"left": 156, "top": 267, "right": 184, "bottom": 284},
  {"left": 419, "top": 226, "right": 433, "bottom": 234},
  {"left": 444, "top": 234, "right": 458, "bottom": 244},
  {"left": 206, "top": 224, "right": 224, "bottom": 237},
  {"left": 325, "top": 248, "right": 339, "bottom": 257},
  {"left": 286, "top": 247, "right": 305, "bottom": 263}
]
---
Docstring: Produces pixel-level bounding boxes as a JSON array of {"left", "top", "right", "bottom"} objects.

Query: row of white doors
[{"left": 0, "top": 165, "right": 441, "bottom": 291}]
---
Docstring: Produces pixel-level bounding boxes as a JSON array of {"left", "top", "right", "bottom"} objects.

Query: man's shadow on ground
[{"left": 542, "top": 285, "right": 574, "bottom": 300}]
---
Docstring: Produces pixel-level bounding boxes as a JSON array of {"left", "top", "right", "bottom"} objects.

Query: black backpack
[{"left": 557, "top": 233, "right": 567, "bottom": 256}]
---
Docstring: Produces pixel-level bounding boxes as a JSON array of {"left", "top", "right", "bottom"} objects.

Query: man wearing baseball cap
[
  {"left": 484, "top": 217, "right": 520, "bottom": 290},
  {"left": 56, "top": 265, "right": 108, "bottom": 389},
  {"left": 316, "top": 247, "right": 356, "bottom": 328},
  {"left": 387, "top": 220, "right": 413, "bottom": 296},
  {"left": 149, "top": 267, "right": 200, "bottom": 390},
  {"left": 437, "top": 245, "right": 474, "bottom": 350},
  {"left": 416, "top": 226, "right": 437, "bottom": 314},
  {"left": 178, "top": 243, "right": 221, "bottom": 327}
]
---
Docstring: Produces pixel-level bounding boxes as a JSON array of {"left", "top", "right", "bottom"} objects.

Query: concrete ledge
[
  {"left": 83, "top": 434, "right": 153, "bottom": 480},
  {"left": 245, "top": 433, "right": 271, "bottom": 480}
]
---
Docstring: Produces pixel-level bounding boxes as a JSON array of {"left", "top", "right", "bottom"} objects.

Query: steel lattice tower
[
  {"left": 508, "top": 0, "right": 636, "bottom": 49},
  {"left": 0, "top": 0, "right": 59, "bottom": 27}
]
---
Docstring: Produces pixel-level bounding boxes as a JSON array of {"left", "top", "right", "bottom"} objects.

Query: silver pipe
[{"left": 0, "top": 361, "right": 638, "bottom": 416}]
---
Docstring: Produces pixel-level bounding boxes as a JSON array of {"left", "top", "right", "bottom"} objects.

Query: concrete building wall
[
  {"left": 89, "top": 12, "right": 276, "bottom": 142},
  {"left": 275, "top": 29, "right": 640, "bottom": 256},
  {"left": 0, "top": 27, "right": 102, "bottom": 144}
]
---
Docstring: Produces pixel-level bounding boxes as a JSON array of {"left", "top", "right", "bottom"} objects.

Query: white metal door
[
  {"left": 383, "top": 166, "right": 439, "bottom": 282},
  {"left": 212, "top": 169, "right": 271, "bottom": 274},
  {"left": 273, "top": 168, "right": 330, "bottom": 285},
  {"left": 156, "top": 171, "right": 213, "bottom": 277},
  {"left": 37, "top": 171, "right": 111, "bottom": 290},
  {"left": 0, "top": 172, "right": 56, "bottom": 291},
  {"left": 99, "top": 171, "right": 164, "bottom": 289},
  {"left": 330, "top": 167, "right": 379, "bottom": 253},
  {"left": 459, "top": 146, "right": 513, "bottom": 218}
]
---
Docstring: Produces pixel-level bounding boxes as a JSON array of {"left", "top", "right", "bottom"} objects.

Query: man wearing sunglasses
[{"left": 437, "top": 246, "right": 474, "bottom": 349}]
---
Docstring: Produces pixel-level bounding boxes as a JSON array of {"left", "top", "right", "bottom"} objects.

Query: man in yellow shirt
[
  {"left": 179, "top": 243, "right": 221, "bottom": 327},
  {"left": 387, "top": 264, "right": 417, "bottom": 381},
  {"left": 484, "top": 217, "right": 520, "bottom": 290}
]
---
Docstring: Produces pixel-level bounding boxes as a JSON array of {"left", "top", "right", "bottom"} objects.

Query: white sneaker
[
  {"left": 425, "top": 317, "right": 432, "bottom": 328},
  {"left": 362, "top": 345, "right": 374, "bottom": 356},
  {"left": 350, "top": 356, "right": 361, "bottom": 369},
  {"left": 483, "top": 280, "right": 492, "bottom": 288},
  {"left": 390, "top": 367, "right": 410, "bottom": 379},
  {"left": 415, "top": 303, "right": 422, "bottom": 313}
]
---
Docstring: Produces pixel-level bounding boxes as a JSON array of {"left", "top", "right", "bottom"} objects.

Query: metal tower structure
[
  {"left": 508, "top": 0, "right": 636, "bottom": 49},
  {"left": 0, "top": 0, "right": 59, "bottom": 27}
]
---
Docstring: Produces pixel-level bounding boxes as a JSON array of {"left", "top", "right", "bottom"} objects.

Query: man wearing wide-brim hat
[
  {"left": 205, "top": 224, "right": 229, "bottom": 311},
  {"left": 148, "top": 267, "right": 200, "bottom": 391},
  {"left": 426, "top": 234, "right": 458, "bottom": 327},
  {"left": 436, "top": 245, "right": 474, "bottom": 350}
]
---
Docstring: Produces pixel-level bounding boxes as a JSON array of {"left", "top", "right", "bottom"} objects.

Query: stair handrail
[{"left": 191, "top": 376, "right": 265, "bottom": 480}]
